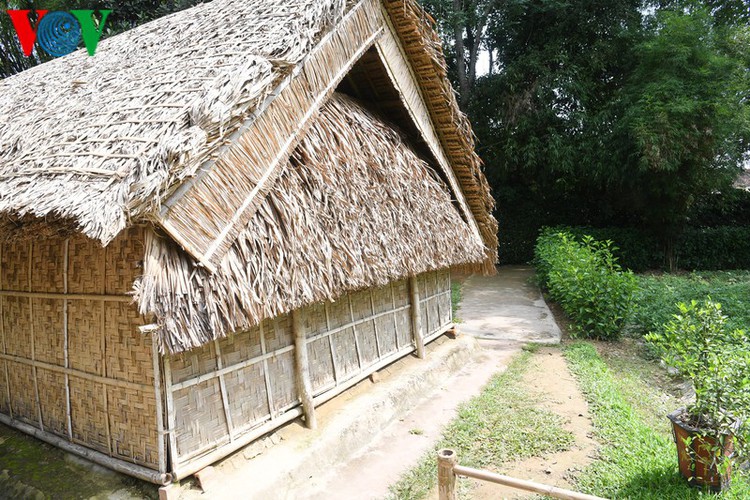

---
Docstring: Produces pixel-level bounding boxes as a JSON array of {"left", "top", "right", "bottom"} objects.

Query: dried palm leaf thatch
[
  {"left": 383, "top": 0, "right": 498, "bottom": 272},
  {"left": 0, "top": 0, "right": 345, "bottom": 245},
  {"left": 135, "top": 93, "right": 486, "bottom": 353}
]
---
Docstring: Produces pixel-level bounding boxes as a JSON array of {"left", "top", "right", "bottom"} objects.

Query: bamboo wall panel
[
  {"left": 4, "top": 297, "right": 31, "bottom": 358},
  {"left": 69, "top": 378, "right": 109, "bottom": 452},
  {"left": 68, "top": 300, "right": 105, "bottom": 375},
  {"left": 36, "top": 368, "right": 67, "bottom": 436},
  {"left": 331, "top": 326, "right": 360, "bottom": 380},
  {"left": 32, "top": 299, "right": 64, "bottom": 365},
  {"left": 267, "top": 351, "right": 298, "bottom": 411},
  {"left": 164, "top": 269, "right": 453, "bottom": 472},
  {"left": 224, "top": 364, "right": 269, "bottom": 431},
  {"left": 219, "top": 327, "right": 263, "bottom": 367},
  {"left": 108, "top": 386, "right": 159, "bottom": 466},
  {"left": 1, "top": 242, "right": 28, "bottom": 289},
  {"left": 170, "top": 342, "right": 219, "bottom": 385},
  {"left": 30, "top": 242, "right": 64, "bottom": 292},
  {"left": 393, "top": 280, "right": 413, "bottom": 348},
  {"left": 105, "top": 304, "right": 154, "bottom": 385},
  {"left": 172, "top": 379, "right": 229, "bottom": 458},
  {"left": 7, "top": 363, "right": 36, "bottom": 425},
  {"left": 0, "top": 227, "right": 161, "bottom": 471}
]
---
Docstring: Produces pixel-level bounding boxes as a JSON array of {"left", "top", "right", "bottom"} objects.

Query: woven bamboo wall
[
  {"left": 164, "top": 268, "right": 452, "bottom": 472},
  {"left": 0, "top": 227, "right": 161, "bottom": 471}
]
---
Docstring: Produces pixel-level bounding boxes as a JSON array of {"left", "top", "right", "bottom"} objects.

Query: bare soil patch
[{"left": 469, "top": 347, "right": 598, "bottom": 499}]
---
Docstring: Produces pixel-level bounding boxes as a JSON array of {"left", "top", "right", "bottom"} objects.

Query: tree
[
  {"left": 615, "top": 7, "right": 750, "bottom": 267},
  {"left": 422, "top": 0, "right": 498, "bottom": 108}
]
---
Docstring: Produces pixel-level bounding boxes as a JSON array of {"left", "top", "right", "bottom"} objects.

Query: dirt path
[{"left": 469, "top": 347, "right": 597, "bottom": 499}]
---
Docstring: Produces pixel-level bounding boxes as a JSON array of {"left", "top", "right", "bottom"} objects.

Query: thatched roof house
[{"left": 0, "top": 0, "right": 497, "bottom": 485}]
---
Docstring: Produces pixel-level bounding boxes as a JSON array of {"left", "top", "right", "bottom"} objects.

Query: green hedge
[
  {"left": 557, "top": 226, "right": 750, "bottom": 271},
  {"left": 534, "top": 229, "right": 637, "bottom": 340}
]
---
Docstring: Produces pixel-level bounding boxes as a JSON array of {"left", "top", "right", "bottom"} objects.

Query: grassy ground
[
  {"left": 566, "top": 340, "right": 750, "bottom": 499},
  {"left": 387, "top": 346, "right": 574, "bottom": 499},
  {"left": 631, "top": 271, "right": 750, "bottom": 336}
]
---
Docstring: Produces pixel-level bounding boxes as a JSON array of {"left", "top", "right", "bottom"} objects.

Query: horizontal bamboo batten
[
  {"left": 0, "top": 291, "right": 131, "bottom": 302},
  {"left": 164, "top": 269, "right": 452, "bottom": 479}
]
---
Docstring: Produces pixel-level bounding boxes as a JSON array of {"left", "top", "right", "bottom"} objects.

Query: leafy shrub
[
  {"left": 631, "top": 271, "right": 750, "bottom": 336},
  {"left": 645, "top": 300, "right": 750, "bottom": 458},
  {"left": 535, "top": 229, "right": 638, "bottom": 339},
  {"left": 561, "top": 226, "right": 662, "bottom": 271}
]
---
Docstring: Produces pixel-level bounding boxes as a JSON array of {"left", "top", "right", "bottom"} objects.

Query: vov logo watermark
[{"left": 7, "top": 9, "right": 111, "bottom": 57}]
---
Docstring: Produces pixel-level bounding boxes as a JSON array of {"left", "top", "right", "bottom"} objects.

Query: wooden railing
[{"left": 437, "top": 449, "right": 608, "bottom": 500}]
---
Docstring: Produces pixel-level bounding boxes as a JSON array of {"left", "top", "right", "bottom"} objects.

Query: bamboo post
[
  {"left": 28, "top": 242, "right": 45, "bottom": 431},
  {"left": 150, "top": 333, "right": 167, "bottom": 475},
  {"left": 258, "top": 321, "right": 277, "bottom": 420},
  {"left": 437, "top": 448, "right": 458, "bottom": 500},
  {"left": 291, "top": 309, "right": 317, "bottom": 430},
  {"left": 408, "top": 276, "right": 425, "bottom": 359}
]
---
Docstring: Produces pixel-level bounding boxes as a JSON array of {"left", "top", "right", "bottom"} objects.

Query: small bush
[
  {"left": 645, "top": 300, "right": 750, "bottom": 461},
  {"left": 535, "top": 229, "right": 638, "bottom": 340}
]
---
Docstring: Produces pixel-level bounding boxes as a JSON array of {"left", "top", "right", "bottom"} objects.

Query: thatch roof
[
  {"left": 135, "top": 93, "right": 486, "bottom": 352},
  {"left": 0, "top": 0, "right": 498, "bottom": 352},
  {"left": 0, "top": 0, "right": 345, "bottom": 243}
]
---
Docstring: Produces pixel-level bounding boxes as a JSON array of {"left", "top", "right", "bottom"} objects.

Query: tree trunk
[
  {"left": 452, "top": 0, "right": 470, "bottom": 109},
  {"left": 488, "top": 43, "right": 493, "bottom": 76}
]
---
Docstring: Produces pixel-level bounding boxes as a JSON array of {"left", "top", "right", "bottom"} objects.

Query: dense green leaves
[
  {"left": 559, "top": 225, "right": 750, "bottom": 271},
  {"left": 616, "top": 8, "right": 750, "bottom": 252},
  {"left": 645, "top": 300, "right": 750, "bottom": 455},
  {"left": 631, "top": 270, "right": 750, "bottom": 337},
  {"left": 535, "top": 229, "right": 638, "bottom": 339},
  {"left": 424, "top": 0, "right": 750, "bottom": 264}
]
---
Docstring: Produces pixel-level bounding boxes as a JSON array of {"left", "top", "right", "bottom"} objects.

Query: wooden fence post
[
  {"left": 437, "top": 448, "right": 458, "bottom": 500},
  {"left": 292, "top": 309, "right": 317, "bottom": 430},
  {"left": 408, "top": 276, "right": 426, "bottom": 359}
]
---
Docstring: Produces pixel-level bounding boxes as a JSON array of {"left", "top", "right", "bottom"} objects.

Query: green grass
[
  {"left": 387, "top": 350, "right": 574, "bottom": 499},
  {"left": 0, "top": 424, "right": 157, "bottom": 499},
  {"left": 631, "top": 271, "right": 750, "bottom": 336},
  {"left": 565, "top": 341, "right": 750, "bottom": 499}
]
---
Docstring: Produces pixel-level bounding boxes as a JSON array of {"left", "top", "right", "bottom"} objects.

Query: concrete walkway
[{"left": 458, "top": 266, "right": 561, "bottom": 344}]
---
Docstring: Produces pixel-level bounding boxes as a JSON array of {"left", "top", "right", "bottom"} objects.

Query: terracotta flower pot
[{"left": 668, "top": 408, "right": 735, "bottom": 492}]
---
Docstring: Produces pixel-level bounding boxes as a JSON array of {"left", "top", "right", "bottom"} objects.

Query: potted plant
[{"left": 646, "top": 299, "right": 750, "bottom": 492}]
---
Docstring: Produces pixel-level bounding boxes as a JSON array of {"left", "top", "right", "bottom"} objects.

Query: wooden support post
[
  {"left": 151, "top": 333, "right": 167, "bottom": 475},
  {"left": 291, "top": 309, "right": 317, "bottom": 430},
  {"left": 437, "top": 448, "right": 458, "bottom": 500},
  {"left": 408, "top": 276, "right": 425, "bottom": 359}
]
